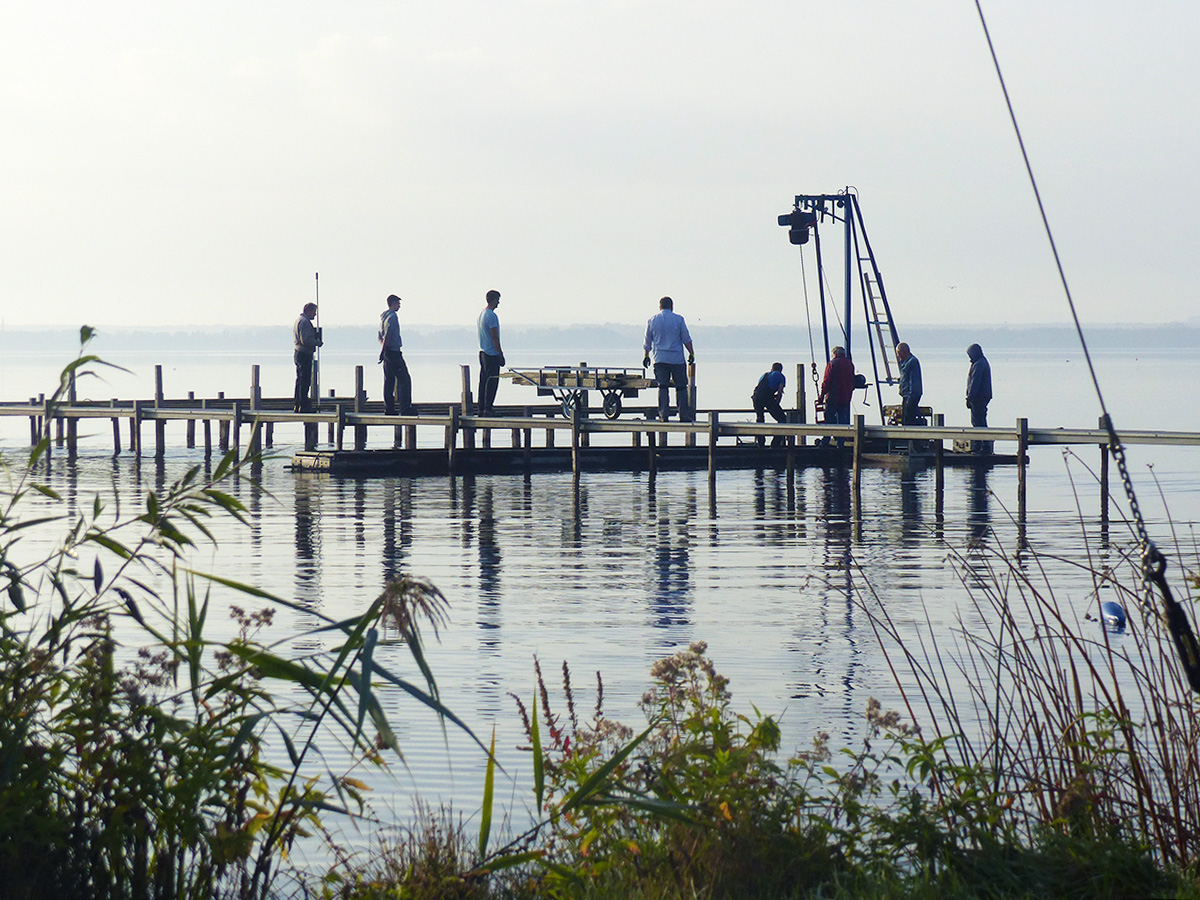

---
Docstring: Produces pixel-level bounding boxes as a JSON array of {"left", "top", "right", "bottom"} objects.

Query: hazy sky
[{"left": 3, "top": 1, "right": 1197, "bottom": 331}]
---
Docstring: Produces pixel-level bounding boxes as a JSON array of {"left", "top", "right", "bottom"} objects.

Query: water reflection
[
  {"left": 646, "top": 480, "right": 695, "bottom": 638},
  {"left": 294, "top": 475, "right": 321, "bottom": 603}
]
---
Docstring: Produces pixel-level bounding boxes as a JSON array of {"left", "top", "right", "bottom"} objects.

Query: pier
[{"left": 1, "top": 361, "right": 1193, "bottom": 525}]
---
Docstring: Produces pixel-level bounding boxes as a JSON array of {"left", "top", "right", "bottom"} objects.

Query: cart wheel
[
  {"left": 603, "top": 393, "right": 622, "bottom": 419},
  {"left": 561, "top": 394, "right": 575, "bottom": 418}
]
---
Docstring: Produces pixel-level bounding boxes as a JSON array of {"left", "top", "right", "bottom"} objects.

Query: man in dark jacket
[
  {"left": 896, "top": 342, "right": 923, "bottom": 426},
  {"left": 293, "top": 302, "right": 322, "bottom": 413},
  {"left": 966, "top": 343, "right": 993, "bottom": 453},
  {"left": 818, "top": 346, "right": 855, "bottom": 447}
]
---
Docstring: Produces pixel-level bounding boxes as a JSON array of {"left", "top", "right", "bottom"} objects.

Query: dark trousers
[
  {"left": 294, "top": 349, "right": 314, "bottom": 412},
  {"left": 753, "top": 393, "right": 786, "bottom": 446},
  {"left": 901, "top": 396, "right": 922, "bottom": 426},
  {"left": 478, "top": 352, "right": 502, "bottom": 413},
  {"left": 653, "top": 362, "right": 690, "bottom": 421},
  {"left": 383, "top": 350, "right": 412, "bottom": 414},
  {"left": 817, "top": 400, "right": 850, "bottom": 447},
  {"left": 969, "top": 400, "right": 990, "bottom": 453}
]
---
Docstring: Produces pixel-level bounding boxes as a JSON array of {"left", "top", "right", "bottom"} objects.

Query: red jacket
[{"left": 820, "top": 356, "right": 856, "bottom": 406}]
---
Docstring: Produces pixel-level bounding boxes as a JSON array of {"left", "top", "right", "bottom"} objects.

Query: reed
[{"left": 0, "top": 331, "right": 476, "bottom": 900}]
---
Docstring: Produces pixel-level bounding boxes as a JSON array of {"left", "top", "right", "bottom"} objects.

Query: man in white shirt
[
  {"left": 378, "top": 294, "right": 413, "bottom": 415},
  {"left": 642, "top": 296, "right": 695, "bottom": 422},
  {"left": 477, "top": 290, "right": 504, "bottom": 415}
]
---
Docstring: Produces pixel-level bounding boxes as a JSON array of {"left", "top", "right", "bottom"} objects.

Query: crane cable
[
  {"left": 975, "top": 0, "right": 1200, "bottom": 693},
  {"left": 799, "top": 246, "right": 822, "bottom": 398}
]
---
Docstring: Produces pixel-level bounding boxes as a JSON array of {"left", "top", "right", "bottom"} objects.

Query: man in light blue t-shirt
[
  {"left": 477, "top": 290, "right": 504, "bottom": 415},
  {"left": 642, "top": 296, "right": 695, "bottom": 422}
]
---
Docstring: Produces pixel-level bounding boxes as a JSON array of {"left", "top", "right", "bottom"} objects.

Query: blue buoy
[{"left": 1100, "top": 600, "right": 1127, "bottom": 633}]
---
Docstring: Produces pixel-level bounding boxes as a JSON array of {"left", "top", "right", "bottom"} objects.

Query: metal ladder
[{"left": 862, "top": 268, "right": 899, "bottom": 387}]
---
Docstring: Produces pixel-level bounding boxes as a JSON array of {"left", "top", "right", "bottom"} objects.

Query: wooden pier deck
[{"left": 3, "top": 360, "right": 1196, "bottom": 524}]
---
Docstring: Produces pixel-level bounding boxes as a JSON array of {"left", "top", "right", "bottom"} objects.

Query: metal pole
[{"left": 844, "top": 192, "right": 853, "bottom": 360}]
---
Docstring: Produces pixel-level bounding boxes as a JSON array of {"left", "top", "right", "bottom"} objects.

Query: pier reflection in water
[{"left": 21, "top": 451, "right": 1196, "bottom": 824}]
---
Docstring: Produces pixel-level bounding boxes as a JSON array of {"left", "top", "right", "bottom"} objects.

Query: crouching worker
[{"left": 752, "top": 362, "right": 787, "bottom": 447}]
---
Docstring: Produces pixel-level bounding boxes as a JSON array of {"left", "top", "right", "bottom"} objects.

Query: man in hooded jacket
[{"left": 966, "top": 342, "right": 993, "bottom": 453}]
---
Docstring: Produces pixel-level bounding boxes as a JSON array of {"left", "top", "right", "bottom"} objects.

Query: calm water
[{"left": 3, "top": 343, "right": 1199, "bottom": 854}]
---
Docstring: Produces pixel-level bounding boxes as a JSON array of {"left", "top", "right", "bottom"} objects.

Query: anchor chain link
[{"left": 1103, "top": 415, "right": 1200, "bottom": 693}]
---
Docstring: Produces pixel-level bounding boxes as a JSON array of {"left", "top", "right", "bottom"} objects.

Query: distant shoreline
[{"left": 2, "top": 322, "right": 1197, "bottom": 354}]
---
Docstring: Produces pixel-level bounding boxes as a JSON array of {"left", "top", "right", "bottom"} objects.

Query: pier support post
[
  {"left": 405, "top": 422, "right": 417, "bottom": 451},
  {"left": 154, "top": 366, "right": 166, "bottom": 459},
  {"left": 647, "top": 422, "right": 657, "bottom": 475},
  {"left": 522, "top": 407, "right": 532, "bottom": 467},
  {"left": 66, "top": 373, "right": 77, "bottom": 460},
  {"left": 460, "top": 366, "right": 475, "bottom": 451},
  {"left": 111, "top": 400, "right": 121, "bottom": 456},
  {"left": 852, "top": 414, "right": 864, "bottom": 492},
  {"left": 133, "top": 400, "right": 145, "bottom": 456},
  {"left": 1017, "top": 417, "right": 1028, "bottom": 523},
  {"left": 934, "top": 413, "right": 945, "bottom": 520},
  {"left": 707, "top": 411, "right": 718, "bottom": 493},
  {"left": 1099, "top": 416, "right": 1109, "bottom": 524},
  {"left": 686, "top": 360, "right": 697, "bottom": 447},
  {"left": 354, "top": 367, "right": 367, "bottom": 451},
  {"left": 786, "top": 441, "right": 796, "bottom": 511},
  {"left": 447, "top": 406, "right": 459, "bottom": 473},
  {"left": 218, "top": 392, "right": 229, "bottom": 452},
  {"left": 202, "top": 400, "right": 212, "bottom": 458},
  {"left": 571, "top": 401, "right": 582, "bottom": 482},
  {"left": 232, "top": 400, "right": 243, "bottom": 452},
  {"left": 248, "top": 366, "right": 262, "bottom": 457},
  {"left": 327, "top": 390, "right": 336, "bottom": 444},
  {"left": 796, "top": 364, "right": 807, "bottom": 444},
  {"left": 186, "top": 391, "right": 196, "bottom": 448}
]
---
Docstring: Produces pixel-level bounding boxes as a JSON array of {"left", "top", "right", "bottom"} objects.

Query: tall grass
[{"left": 0, "top": 331, "right": 477, "bottom": 899}]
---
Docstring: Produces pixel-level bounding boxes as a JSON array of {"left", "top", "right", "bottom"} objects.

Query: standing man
[
  {"left": 896, "top": 342, "right": 923, "bottom": 426},
  {"left": 477, "top": 289, "right": 504, "bottom": 415},
  {"left": 642, "top": 296, "right": 694, "bottom": 422},
  {"left": 751, "top": 362, "right": 787, "bottom": 447},
  {"left": 818, "top": 346, "right": 855, "bottom": 447},
  {"left": 378, "top": 294, "right": 413, "bottom": 416},
  {"left": 966, "top": 342, "right": 993, "bottom": 453},
  {"left": 293, "top": 302, "right": 322, "bottom": 413}
]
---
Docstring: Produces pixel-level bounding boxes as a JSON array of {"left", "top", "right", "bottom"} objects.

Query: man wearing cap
[
  {"left": 379, "top": 294, "right": 413, "bottom": 415},
  {"left": 642, "top": 296, "right": 695, "bottom": 422},
  {"left": 293, "top": 302, "right": 322, "bottom": 413},
  {"left": 896, "top": 341, "right": 923, "bottom": 426}
]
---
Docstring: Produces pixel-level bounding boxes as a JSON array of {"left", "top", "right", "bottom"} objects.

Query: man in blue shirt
[
  {"left": 477, "top": 290, "right": 504, "bottom": 415},
  {"left": 378, "top": 294, "right": 412, "bottom": 415},
  {"left": 752, "top": 362, "right": 787, "bottom": 446},
  {"left": 896, "top": 341, "right": 923, "bottom": 426},
  {"left": 642, "top": 296, "right": 695, "bottom": 422}
]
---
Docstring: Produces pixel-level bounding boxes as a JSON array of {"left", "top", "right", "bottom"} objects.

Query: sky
[{"left": 2, "top": 1, "right": 1198, "bottom": 331}]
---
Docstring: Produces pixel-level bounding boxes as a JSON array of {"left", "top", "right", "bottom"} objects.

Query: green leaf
[
  {"left": 562, "top": 720, "right": 657, "bottom": 814},
  {"left": 532, "top": 691, "right": 544, "bottom": 814},
  {"left": 84, "top": 533, "right": 133, "bottom": 560},
  {"left": 470, "top": 850, "right": 543, "bottom": 875},
  {"left": 479, "top": 726, "right": 496, "bottom": 860},
  {"left": 355, "top": 628, "right": 379, "bottom": 741}
]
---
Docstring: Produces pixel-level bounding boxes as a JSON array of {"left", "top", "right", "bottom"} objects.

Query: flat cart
[{"left": 502, "top": 366, "right": 654, "bottom": 419}]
